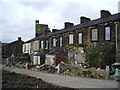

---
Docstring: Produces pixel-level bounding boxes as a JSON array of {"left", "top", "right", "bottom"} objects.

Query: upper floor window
[
  {"left": 60, "top": 37, "right": 63, "bottom": 47},
  {"left": 91, "top": 28, "right": 98, "bottom": 41},
  {"left": 41, "top": 40, "right": 44, "bottom": 49},
  {"left": 45, "top": 40, "right": 48, "bottom": 49},
  {"left": 69, "top": 34, "right": 73, "bottom": 44},
  {"left": 35, "top": 41, "right": 39, "bottom": 50},
  {"left": 53, "top": 38, "right": 56, "bottom": 47},
  {"left": 78, "top": 33, "right": 82, "bottom": 44},
  {"left": 105, "top": 26, "right": 110, "bottom": 40},
  {"left": 24, "top": 44, "right": 26, "bottom": 52},
  {"left": 27, "top": 44, "right": 29, "bottom": 52}
]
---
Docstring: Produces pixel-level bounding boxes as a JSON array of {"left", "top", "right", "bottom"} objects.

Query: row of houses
[
  {"left": 22, "top": 10, "right": 120, "bottom": 67},
  {"left": 1, "top": 37, "right": 30, "bottom": 64}
]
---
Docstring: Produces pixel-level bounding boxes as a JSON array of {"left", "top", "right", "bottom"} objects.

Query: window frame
[
  {"left": 78, "top": 32, "right": 83, "bottom": 44},
  {"left": 53, "top": 38, "right": 56, "bottom": 47},
  {"left": 41, "top": 40, "right": 44, "bottom": 49},
  {"left": 60, "top": 37, "right": 63, "bottom": 47},
  {"left": 45, "top": 40, "right": 49, "bottom": 49},
  {"left": 69, "top": 34, "right": 73, "bottom": 44},
  {"left": 91, "top": 28, "right": 98, "bottom": 41},
  {"left": 104, "top": 26, "right": 111, "bottom": 41}
]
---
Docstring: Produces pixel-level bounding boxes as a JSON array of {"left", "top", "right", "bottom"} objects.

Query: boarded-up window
[
  {"left": 92, "top": 29, "right": 98, "bottom": 41},
  {"left": 78, "top": 33, "right": 82, "bottom": 44},
  {"left": 53, "top": 38, "right": 56, "bottom": 46},
  {"left": 41, "top": 40, "right": 44, "bottom": 49},
  {"left": 60, "top": 37, "right": 63, "bottom": 47},
  {"left": 69, "top": 34, "right": 73, "bottom": 44},
  {"left": 105, "top": 26, "right": 110, "bottom": 40}
]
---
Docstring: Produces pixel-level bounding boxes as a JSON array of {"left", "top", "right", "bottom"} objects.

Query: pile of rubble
[
  {"left": 59, "top": 62, "right": 106, "bottom": 79},
  {"left": 7, "top": 60, "right": 106, "bottom": 79},
  {"left": 35, "top": 64, "right": 57, "bottom": 74}
]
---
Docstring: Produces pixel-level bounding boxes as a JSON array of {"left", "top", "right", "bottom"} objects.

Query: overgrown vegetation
[{"left": 85, "top": 44, "right": 116, "bottom": 69}]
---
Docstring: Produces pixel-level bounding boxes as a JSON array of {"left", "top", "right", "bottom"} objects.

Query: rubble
[
  {"left": 59, "top": 62, "right": 106, "bottom": 79},
  {"left": 36, "top": 64, "right": 57, "bottom": 74}
]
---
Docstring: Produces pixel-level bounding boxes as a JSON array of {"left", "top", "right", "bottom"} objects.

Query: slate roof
[
  {"left": 25, "top": 13, "right": 120, "bottom": 43},
  {"left": 34, "top": 50, "right": 49, "bottom": 56},
  {"left": 48, "top": 49, "right": 64, "bottom": 54},
  {"left": 2, "top": 43, "right": 8, "bottom": 46}
]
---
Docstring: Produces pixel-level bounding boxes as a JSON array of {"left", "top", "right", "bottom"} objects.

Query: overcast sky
[{"left": 0, "top": 0, "right": 119, "bottom": 43}]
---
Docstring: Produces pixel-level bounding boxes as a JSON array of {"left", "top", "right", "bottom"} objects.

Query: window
[
  {"left": 45, "top": 40, "right": 48, "bottom": 49},
  {"left": 69, "top": 34, "right": 73, "bottom": 44},
  {"left": 27, "top": 44, "right": 29, "bottom": 52},
  {"left": 60, "top": 37, "right": 63, "bottom": 47},
  {"left": 92, "top": 28, "right": 98, "bottom": 41},
  {"left": 24, "top": 44, "right": 26, "bottom": 52},
  {"left": 78, "top": 33, "right": 82, "bottom": 44},
  {"left": 36, "top": 41, "right": 39, "bottom": 50},
  {"left": 53, "top": 38, "right": 56, "bottom": 46},
  {"left": 41, "top": 40, "right": 44, "bottom": 49},
  {"left": 34, "top": 41, "right": 38, "bottom": 50},
  {"left": 105, "top": 26, "right": 110, "bottom": 40},
  {"left": 68, "top": 52, "right": 74, "bottom": 60}
]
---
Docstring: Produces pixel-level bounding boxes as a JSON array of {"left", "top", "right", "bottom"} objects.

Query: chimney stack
[
  {"left": 36, "top": 20, "right": 39, "bottom": 24},
  {"left": 35, "top": 20, "right": 50, "bottom": 37},
  {"left": 64, "top": 22, "right": 74, "bottom": 29},
  {"left": 100, "top": 10, "right": 111, "bottom": 18},
  {"left": 18, "top": 37, "right": 21, "bottom": 41},
  {"left": 80, "top": 16, "right": 91, "bottom": 23}
]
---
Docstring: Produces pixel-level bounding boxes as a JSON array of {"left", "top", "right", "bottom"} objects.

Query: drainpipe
[
  {"left": 49, "top": 37, "right": 51, "bottom": 51},
  {"left": 115, "top": 22, "right": 119, "bottom": 62}
]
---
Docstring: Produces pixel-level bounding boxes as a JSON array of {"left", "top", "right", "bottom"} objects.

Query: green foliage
[{"left": 85, "top": 44, "right": 116, "bottom": 69}]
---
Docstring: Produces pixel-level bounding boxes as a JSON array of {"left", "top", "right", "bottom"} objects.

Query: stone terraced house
[{"left": 23, "top": 10, "right": 120, "bottom": 67}]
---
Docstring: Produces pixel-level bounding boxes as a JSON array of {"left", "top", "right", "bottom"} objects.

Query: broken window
[
  {"left": 92, "top": 28, "right": 98, "bottom": 41},
  {"left": 105, "top": 26, "right": 110, "bottom": 40}
]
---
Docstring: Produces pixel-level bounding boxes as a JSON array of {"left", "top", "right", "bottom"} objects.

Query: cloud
[{"left": 0, "top": 0, "right": 119, "bottom": 43}]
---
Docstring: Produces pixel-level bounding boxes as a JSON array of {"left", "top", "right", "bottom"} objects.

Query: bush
[{"left": 85, "top": 44, "right": 116, "bottom": 69}]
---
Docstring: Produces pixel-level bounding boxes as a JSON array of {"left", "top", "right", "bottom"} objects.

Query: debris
[{"left": 37, "top": 64, "right": 57, "bottom": 73}]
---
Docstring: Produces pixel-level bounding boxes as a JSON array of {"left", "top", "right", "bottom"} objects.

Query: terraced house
[{"left": 23, "top": 10, "right": 120, "bottom": 68}]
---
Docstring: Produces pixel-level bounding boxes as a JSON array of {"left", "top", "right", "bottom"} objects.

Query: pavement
[{"left": 1, "top": 65, "right": 119, "bottom": 88}]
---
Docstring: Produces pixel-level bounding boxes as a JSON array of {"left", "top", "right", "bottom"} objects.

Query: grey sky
[{"left": 0, "top": 0, "right": 119, "bottom": 43}]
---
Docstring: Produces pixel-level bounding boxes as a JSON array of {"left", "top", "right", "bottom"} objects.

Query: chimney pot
[{"left": 36, "top": 20, "right": 39, "bottom": 24}]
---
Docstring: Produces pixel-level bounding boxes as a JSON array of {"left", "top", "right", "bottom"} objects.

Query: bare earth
[{"left": 1, "top": 65, "right": 119, "bottom": 90}]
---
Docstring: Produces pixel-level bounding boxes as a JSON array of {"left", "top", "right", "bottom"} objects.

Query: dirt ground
[{"left": 2, "top": 70, "right": 72, "bottom": 89}]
